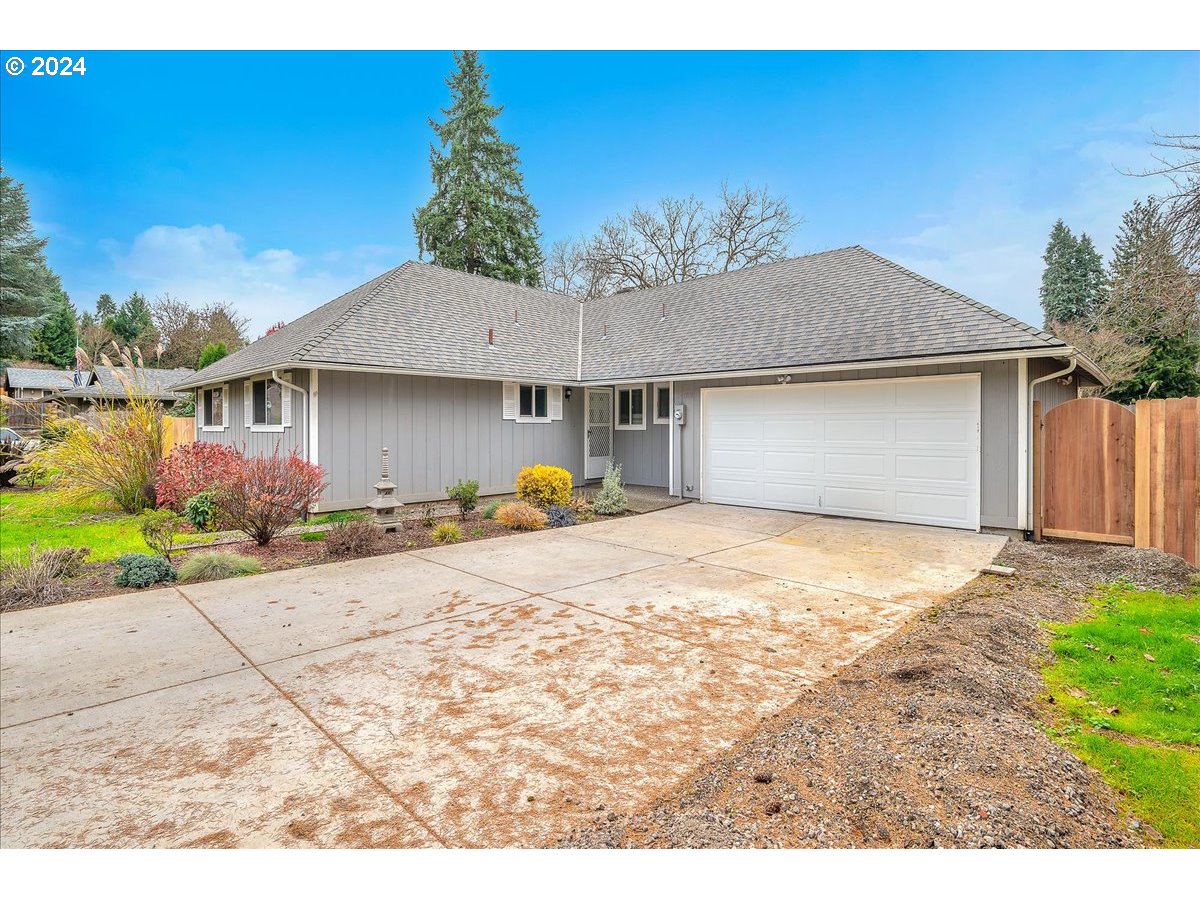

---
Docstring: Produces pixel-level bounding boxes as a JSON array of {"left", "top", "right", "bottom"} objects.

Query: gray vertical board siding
[
  {"left": 609, "top": 381, "right": 671, "bottom": 487},
  {"left": 191, "top": 369, "right": 308, "bottom": 460},
  {"left": 1030, "top": 355, "right": 1087, "bottom": 410},
  {"left": 316, "top": 370, "right": 585, "bottom": 508},
  {"left": 672, "top": 360, "right": 1021, "bottom": 529}
]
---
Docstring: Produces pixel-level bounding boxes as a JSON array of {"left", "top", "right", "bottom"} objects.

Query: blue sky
[{"left": 2, "top": 50, "right": 1196, "bottom": 335}]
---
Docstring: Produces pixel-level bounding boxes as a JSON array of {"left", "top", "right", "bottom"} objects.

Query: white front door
[
  {"left": 702, "top": 374, "right": 981, "bottom": 530},
  {"left": 585, "top": 387, "right": 614, "bottom": 479}
]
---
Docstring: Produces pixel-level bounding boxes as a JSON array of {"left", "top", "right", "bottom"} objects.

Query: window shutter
[
  {"left": 221, "top": 384, "right": 229, "bottom": 427},
  {"left": 502, "top": 382, "right": 518, "bottom": 420},
  {"left": 243, "top": 380, "right": 253, "bottom": 427},
  {"left": 280, "top": 373, "right": 293, "bottom": 428},
  {"left": 197, "top": 389, "right": 206, "bottom": 426},
  {"left": 549, "top": 384, "right": 563, "bottom": 421}
]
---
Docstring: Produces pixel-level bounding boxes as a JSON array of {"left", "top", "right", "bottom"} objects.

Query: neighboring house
[
  {"left": 53, "top": 366, "right": 195, "bottom": 408},
  {"left": 174, "top": 246, "right": 1106, "bottom": 533},
  {"left": 3, "top": 367, "right": 92, "bottom": 401}
]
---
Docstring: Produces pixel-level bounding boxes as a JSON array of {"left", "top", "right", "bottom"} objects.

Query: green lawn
[
  {"left": 1, "top": 489, "right": 153, "bottom": 563},
  {"left": 1043, "top": 582, "right": 1200, "bottom": 847}
]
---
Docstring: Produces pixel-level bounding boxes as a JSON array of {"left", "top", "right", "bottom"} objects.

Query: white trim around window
[
  {"left": 247, "top": 376, "right": 287, "bottom": 432},
  {"left": 615, "top": 384, "right": 647, "bottom": 431},
  {"left": 653, "top": 382, "right": 672, "bottom": 424},
  {"left": 199, "top": 384, "right": 229, "bottom": 432},
  {"left": 502, "top": 381, "right": 563, "bottom": 423}
]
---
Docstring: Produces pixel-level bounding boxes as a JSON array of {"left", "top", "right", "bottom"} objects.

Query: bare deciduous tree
[
  {"left": 151, "top": 295, "right": 250, "bottom": 369},
  {"left": 1129, "top": 132, "right": 1200, "bottom": 269},
  {"left": 549, "top": 183, "right": 799, "bottom": 299}
]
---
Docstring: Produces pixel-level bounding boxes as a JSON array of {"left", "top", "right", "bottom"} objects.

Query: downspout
[
  {"left": 1025, "top": 354, "right": 1077, "bottom": 533},
  {"left": 271, "top": 369, "right": 309, "bottom": 461}
]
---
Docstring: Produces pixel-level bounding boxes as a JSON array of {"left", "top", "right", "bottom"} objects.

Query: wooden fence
[
  {"left": 162, "top": 416, "right": 195, "bottom": 455},
  {"left": 1036, "top": 397, "right": 1199, "bottom": 565}
]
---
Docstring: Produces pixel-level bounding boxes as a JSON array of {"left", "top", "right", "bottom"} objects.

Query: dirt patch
[{"left": 560, "top": 539, "right": 1195, "bottom": 849}]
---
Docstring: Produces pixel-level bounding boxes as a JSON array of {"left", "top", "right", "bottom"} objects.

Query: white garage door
[{"left": 702, "top": 374, "right": 981, "bottom": 530}]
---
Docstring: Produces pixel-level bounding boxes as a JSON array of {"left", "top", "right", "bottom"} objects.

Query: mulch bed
[{"left": 559, "top": 539, "right": 1197, "bottom": 849}]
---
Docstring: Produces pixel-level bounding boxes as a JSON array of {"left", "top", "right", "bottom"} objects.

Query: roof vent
[
  {"left": 601, "top": 323, "right": 608, "bottom": 341},
  {"left": 659, "top": 302, "right": 666, "bottom": 323},
  {"left": 615, "top": 286, "right": 637, "bottom": 295},
  {"left": 487, "top": 327, "right": 494, "bottom": 347},
  {"left": 513, "top": 308, "right": 521, "bottom": 326}
]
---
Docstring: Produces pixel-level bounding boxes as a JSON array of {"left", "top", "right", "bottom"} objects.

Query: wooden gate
[{"left": 1042, "top": 398, "right": 1136, "bottom": 545}]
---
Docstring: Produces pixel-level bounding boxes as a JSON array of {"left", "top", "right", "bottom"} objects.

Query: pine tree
[
  {"left": 1073, "top": 232, "right": 1107, "bottom": 321},
  {"left": 1039, "top": 219, "right": 1083, "bottom": 325},
  {"left": 106, "top": 290, "right": 154, "bottom": 345},
  {"left": 95, "top": 293, "right": 117, "bottom": 320},
  {"left": 0, "top": 167, "right": 61, "bottom": 362},
  {"left": 197, "top": 340, "right": 228, "bottom": 370},
  {"left": 413, "top": 51, "right": 543, "bottom": 286},
  {"left": 32, "top": 291, "right": 79, "bottom": 367}
]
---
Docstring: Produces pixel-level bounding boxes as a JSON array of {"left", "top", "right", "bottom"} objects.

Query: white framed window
[
  {"left": 653, "top": 382, "right": 672, "bottom": 424},
  {"left": 616, "top": 385, "right": 646, "bottom": 430},
  {"left": 200, "top": 385, "right": 227, "bottom": 431},
  {"left": 244, "top": 375, "right": 292, "bottom": 432},
  {"left": 502, "top": 382, "right": 563, "bottom": 423}
]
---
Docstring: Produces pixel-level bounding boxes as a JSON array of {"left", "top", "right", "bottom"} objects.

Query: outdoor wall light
[{"left": 564, "top": 387, "right": 573, "bottom": 400}]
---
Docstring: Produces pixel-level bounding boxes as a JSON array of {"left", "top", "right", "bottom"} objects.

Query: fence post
[
  {"left": 1134, "top": 400, "right": 1151, "bottom": 550},
  {"left": 1032, "top": 400, "right": 1043, "bottom": 542}
]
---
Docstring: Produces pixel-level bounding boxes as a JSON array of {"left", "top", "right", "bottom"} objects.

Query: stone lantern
[{"left": 367, "top": 447, "right": 403, "bottom": 531}]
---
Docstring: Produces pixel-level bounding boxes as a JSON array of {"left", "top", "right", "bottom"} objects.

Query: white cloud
[
  {"left": 878, "top": 123, "right": 1186, "bottom": 329},
  {"left": 103, "top": 224, "right": 405, "bottom": 335}
]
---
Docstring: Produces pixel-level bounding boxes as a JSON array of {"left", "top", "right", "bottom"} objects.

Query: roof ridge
[
  {"left": 850, "top": 246, "right": 1062, "bottom": 346},
  {"left": 294, "top": 262, "right": 413, "bottom": 361},
  {"left": 406, "top": 259, "right": 577, "bottom": 302}
]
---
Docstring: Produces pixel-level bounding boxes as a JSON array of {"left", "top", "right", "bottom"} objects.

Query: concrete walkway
[{"left": 0, "top": 504, "right": 1005, "bottom": 848}]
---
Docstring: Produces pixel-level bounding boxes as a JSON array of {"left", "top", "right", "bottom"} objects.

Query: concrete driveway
[{"left": 0, "top": 504, "right": 1005, "bottom": 848}]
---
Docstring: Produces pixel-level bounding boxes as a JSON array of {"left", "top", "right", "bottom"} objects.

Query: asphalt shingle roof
[
  {"left": 57, "top": 367, "right": 195, "bottom": 400},
  {"left": 5, "top": 368, "right": 92, "bottom": 391},
  {"left": 175, "top": 246, "right": 1075, "bottom": 390}
]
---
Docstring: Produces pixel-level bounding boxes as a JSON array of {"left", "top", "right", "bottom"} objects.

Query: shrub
[
  {"left": 17, "top": 348, "right": 167, "bottom": 512},
  {"left": 183, "top": 489, "right": 220, "bottom": 532},
  {"left": 432, "top": 521, "right": 463, "bottom": 544},
  {"left": 515, "top": 464, "right": 573, "bottom": 509},
  {"left": 569, "top": 492, "right": 595, "bottom": 523},
  {"left": 446, "top": 479, "right": 480, "bottom": 518},
  {"left": 0, "top": 544, "right": 90, "bottom": 612},
  {"left": 217, "top": 450, "right": 326, "bottom": 546},
  {"left": 140, "top": 508, "right": 183, "bottom": 559},
  {"left": 592, "top": 461, "right": 628, "bottom": 516},
  {"left": 470, "top": 526, "right": 485, "bottom": 538},
  {"left": 114, "top": 553, "right": 176, "bottom": 588},
  {"left": 481, "top": 499, "right": 502, "bottom": 520},
  {"left": 155, "top": 442, "right": 244, "bottom": 512},
  {"left": 419, "top": 506, "right": 436, "bottom": 528},
  {"left": 178, "top": 551, "right": 262, "bottom": 583},
  {"left": 324, "top": 519, "right": 380, "bottom": 558},
  {"left": 494, "top": 501, "right": 548, "bottom": 531},
  {"left": 546, "top": 505, "right": 577, "bottom": 528}
]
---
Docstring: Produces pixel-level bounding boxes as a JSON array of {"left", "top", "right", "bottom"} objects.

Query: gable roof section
[
  {"left": 177, "top": 262, "right": 580, "bottom": 389},
  {"left": 176, "top": 246, "right": 1079, "bottom": 391},
  {"left": 580, "top": 246, "right": 1066, "bottom": 381},
  {"left": 5, "top": 368, "right": 92, "bottom": 391},
  {"left": 56, "top": 367, "right": 196, "bottom": 400}
]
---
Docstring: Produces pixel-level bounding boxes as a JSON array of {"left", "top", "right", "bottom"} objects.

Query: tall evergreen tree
[
  {"left": 95, "top": 293, "right": 117, "bottom": 320},
  {"left": 0, "top": 167, "right": 60, "bottom": 362},
  {"left": 105, "top": 290, "right": 154, "bottom": 345},
  {"left": 413, "top": 51, "right": 543, "bottom": 286},
  {"left": 1039, "top": 219, "right": 1083, "bottom": 325},
  {"left": 32, "top": 291, "right": 79, "bottom": 367},
  {"left": 1073, "top": 232, "right": 1107, "bottom": 321}
]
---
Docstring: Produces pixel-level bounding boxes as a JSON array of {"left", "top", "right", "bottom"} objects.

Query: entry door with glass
[{"left": 585, "top": 388, "right": 614, "bottom": 479}]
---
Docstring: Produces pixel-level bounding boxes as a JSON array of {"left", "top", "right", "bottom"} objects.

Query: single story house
[
  {"left": 174, "top": 246, "right": 1106, "bottom": 534},
  {"left": 3, "top": 367, "right": 93, "bottom": 401},
  {"left": 53, "top": 366, "right": 195, "bottom": 408}
]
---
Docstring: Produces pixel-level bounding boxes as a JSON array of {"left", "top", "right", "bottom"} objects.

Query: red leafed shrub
[
  {"left": 218, "top": 450, "right": 326, "bottom": 546},
  {"left": 156, "top": 442, "right": 244, "bottom": 511}
]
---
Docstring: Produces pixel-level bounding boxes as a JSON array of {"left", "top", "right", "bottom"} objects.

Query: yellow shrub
[
  {"left": 494, "top": 501, "right": 548, "bottom": 531},
  {"left": 515, "top": 464, "right": 573, "bottom": 508}
]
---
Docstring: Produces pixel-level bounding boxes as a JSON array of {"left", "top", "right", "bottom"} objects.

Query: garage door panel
[
  {"left": 703, "top": 375, "right": 980, "bottom": 530},
  {"left": 824, "top": 418, "right": 887, "bottom": 443},
  {"left": 824, "top": 452, "right": 887, "bottom": 478}
]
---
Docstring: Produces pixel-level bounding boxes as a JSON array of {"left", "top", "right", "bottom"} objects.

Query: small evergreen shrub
[
  {"left": 446, "top": 479, "right": 480, "bottom": 518},
  {"left": 494, "top": 501, "right": 548, "bottom": 531},
  {"left": 324, "top": 519, "right": 381, "bottom": 558},
  {"left": 183, "top": 489, "right": 220, "bottom": 532},
  {"left": 592, "top": 461, "right": 628, "bottom": 516},
  {"left": 140, "top": 508, "right": 183, "bottom": 558},
  {"left": 114, "top": 553, "right": 177, "bottom": 588},
  {"left": 178, "top": 551, "right": 263, "bottom": 583},
  {"left": 481, "top": 499, "right": 502, "bottom": 520},
  {"left": 515, "top": 464, "right": 573, "bottom": 509},
  {"left": 431, "top": 521, "right": 463, "bottom": 544},
  {"left": 546, "top": 505, "right": 576, "bottom": 528}
]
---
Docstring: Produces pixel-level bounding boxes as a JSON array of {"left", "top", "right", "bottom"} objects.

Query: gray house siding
[
  {"left": 610, "top": 382, "right": 671, "bottom": 487},
  {"left": 192, "top": 369, "right": 309, "bottom": 460},
  {"left": 315, "top": 370, "right": 584, "bottom": 509},
  {"left": 1030, "top": 355, "right": 1089, "bottom": 409},
  {"left": 670, "top": 360, "right": 1023, "bottom": 530}
]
